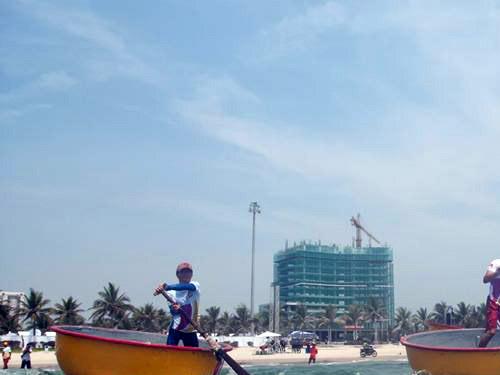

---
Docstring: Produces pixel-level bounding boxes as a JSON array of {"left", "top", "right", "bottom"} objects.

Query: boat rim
[
  {"left": 51, "top": 325, "right": 231, "bottom": 353},
  {"left": 400, "top": 329, "right": 500, "bottom": 352}
]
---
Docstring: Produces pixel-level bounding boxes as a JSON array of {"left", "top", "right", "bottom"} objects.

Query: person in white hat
[{"left": 2, "top": 341, "right": 11, "bottom": 369}]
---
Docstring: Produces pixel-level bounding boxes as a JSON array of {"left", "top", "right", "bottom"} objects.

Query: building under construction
[{"left": 270, "top": 215, "right": 394, "bottom": 341}]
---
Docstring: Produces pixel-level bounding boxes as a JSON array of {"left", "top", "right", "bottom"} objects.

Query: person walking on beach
[
  {"left": 308, "top": 343, "right": 318, "bottom": 364},
  {"left": 20, "top": 343, "right": 32, "bottom": 369},
  {"left": 2, "top": 341, "right": 11, "bottom": 369},
  {"left": 478, "top": 259, "right": 500, "bottom": 347},
  {"left": 154, "top": 262, "right": 200, "bottom": 347}
]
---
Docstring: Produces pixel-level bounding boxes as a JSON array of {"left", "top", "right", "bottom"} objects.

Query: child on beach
[
  {"left": 154, "top": 262, "right": 200, "bottom": 347},
  {"left": 308, "top": 343, "right": 318, "bottom": 364},
  {"left": 21, "top": 343, "right": 32, "bottom": 369},
  {"left": 2, "top": 341, "right": 11, "bottom": 369}
]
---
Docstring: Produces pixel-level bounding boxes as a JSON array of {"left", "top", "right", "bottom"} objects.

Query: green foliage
[
  {"left": 0, "top": 303, "right": 21, "bottom": 334},
  {"left": 204, "top": 306, "right": 220, "bottom": 334},
  {"left": 90, "top": 282, "right": 134, "bottom": 328},
  {"left": 255, "top": 308, "right": 270, "bottom": 333},
  {"left": 19, "top": 288, "right": 52, "bottom": 335},
  {"left": 393, "top": 307, "right": 412, "bottom": 336},
  {"left": 12, "top": 284, "right": 491, "bottom": 342},
  {"left": 53, "top": 297, "right": 85, "bottom": 325},
  {"left": 412, "top": 307, "right": 429, "bottom": 332},
  {"left": 131, "top": 303, "right": 160, "bottom": 332},
  {"left": 431, "top": 301, "right": 448, "bottom": 323}
]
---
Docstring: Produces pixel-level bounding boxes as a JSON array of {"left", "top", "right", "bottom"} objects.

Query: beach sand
[
  {"left": 6, "top": 344, "right": 407, "bottom": 369},
  {"left": 229, "top": 344, "right": 407, "bottom": 365},
  {"left": 7, "top": 350, "right": 59, "bottom": 368}
]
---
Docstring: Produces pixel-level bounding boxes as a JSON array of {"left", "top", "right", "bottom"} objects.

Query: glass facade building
[{"left": 273, "top": 242, "right": 394, "bottom": 325}]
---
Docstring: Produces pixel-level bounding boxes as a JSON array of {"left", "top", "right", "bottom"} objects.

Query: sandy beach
[
  {"left": 6, "top": 344, "right": 407, "bottom": 369},
  {"left": 229, "top": 344, "right": 407, "bottom": 365}
]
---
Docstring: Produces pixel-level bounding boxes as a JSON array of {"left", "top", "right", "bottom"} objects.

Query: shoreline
[{"left": 5, "top": 344, "right": 408, "bottom": 369}]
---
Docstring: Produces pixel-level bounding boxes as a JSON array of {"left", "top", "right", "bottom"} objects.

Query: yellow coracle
[
  {"left": 402, "top": 328, "right": 500, "bottom": 375},
  {"left": 52, "top": 326, "right": 227, "bottom": 375}
]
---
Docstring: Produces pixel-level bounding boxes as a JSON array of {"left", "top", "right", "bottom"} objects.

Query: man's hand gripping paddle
[{"left": 154, "top": 289, "right": 250, "bottom": 375}]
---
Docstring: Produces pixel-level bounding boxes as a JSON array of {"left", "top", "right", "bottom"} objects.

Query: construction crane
[{"left": 350, "top": 213, "right": 381, "bottom": 248}]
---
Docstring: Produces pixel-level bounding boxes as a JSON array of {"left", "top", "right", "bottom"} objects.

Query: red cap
[{"left": 176, "top": 262, "right": 193, "bottom": 273}]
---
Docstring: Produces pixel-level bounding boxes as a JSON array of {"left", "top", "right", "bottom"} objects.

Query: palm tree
[
  {"left": 234, "top": 304, "right": 252, "bottom": 334},
  {"left": 364, "top": 298, "right": 386, "bottom": 343},
  {"left": 90, "top": 282, "right": 134, "bottom": 328},
  {"left": 255, "top": 309, "right": 270, "bottom": 333},
  {"left": 342, "top": 304, "right": 365, "bottom": 341},
  {"left": 0, "top": 303, "right": 21, "bottom": 334},
  {"left": 217, "top": 311, "right": 232, "bottom": 335},
  {"left": 205, "top": 306, "right": 220, "bottom": 334},
  {"left": 474, "top": 302, "right": 486, "bottom": 328},
  {"left": 290, "top": 304, "right": 314, "bottom": 331},
  {"left": 318, "top": 305, "right": 338, "bottom": 343},
  {"left": 19, "top": 288, "right": 52, "bottom": 335},
  {"left": 455, "top": 302, "right": 472, "bottom": 327},
  {"left": 0, "top": 303, "right": 10, "bottom": 334},
  {"left": 156, "top": 308, "right": 171, "bottom": 333},
  {"left": 412, "top": 307, "right": 430, "bottom": 332},
  {"left": 53, "top": 297, "right": 85, "bottom": 325},
  {"left": 431, "top": 301, "right": 448, "bottom": 323},
  {"left": 132, "top": 303, "right": 159, "bottom": 332},
  {"left": 393, "top": 307, "right": 412, "bottom": 338}
]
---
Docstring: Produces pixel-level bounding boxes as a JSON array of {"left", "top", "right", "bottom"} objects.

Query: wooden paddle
[{"left": 155, "top": 289, "right": 250, "bottom": 375}]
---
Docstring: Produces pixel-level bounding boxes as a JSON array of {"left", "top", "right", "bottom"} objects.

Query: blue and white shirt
[{"left": 165, "top": 281, "right": 200, "bottom": 333}]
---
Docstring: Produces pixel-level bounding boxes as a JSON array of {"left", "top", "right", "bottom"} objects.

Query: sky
[{"left": 1, "top": 0, "right": 500, "bottom": 316}]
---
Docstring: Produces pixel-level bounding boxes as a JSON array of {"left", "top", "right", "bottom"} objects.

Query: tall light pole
[{"left": 248, "top": 201, "right": 261, "bottom": 333}]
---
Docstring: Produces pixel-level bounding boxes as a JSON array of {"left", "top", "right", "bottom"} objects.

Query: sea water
[{"left": 0, "top": 360, "right": 415, "bottom": 375}]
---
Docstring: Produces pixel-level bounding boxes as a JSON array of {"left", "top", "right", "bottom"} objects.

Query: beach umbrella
[{"left": 257, "top": 331, "right": 281, "bottom": 337}]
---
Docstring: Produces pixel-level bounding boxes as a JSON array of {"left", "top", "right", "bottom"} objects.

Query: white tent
[
  {"left": 257, "top": 331, "right": 281, "bottom": 337},
  {"left": 1, "top": 332, "right": 21, "bottom": 342}
]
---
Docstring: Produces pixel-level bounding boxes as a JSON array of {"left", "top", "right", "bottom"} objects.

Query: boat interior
[
  {"left": 58, "top": 326, "right": 212, "bottom": 348},
  {"left": 406, "top": 328, "right": 500, "bottom": 349}
]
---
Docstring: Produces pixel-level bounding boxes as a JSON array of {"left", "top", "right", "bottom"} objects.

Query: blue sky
[{"left": 1, "top": 0, "right": 500, "bottom": 315}]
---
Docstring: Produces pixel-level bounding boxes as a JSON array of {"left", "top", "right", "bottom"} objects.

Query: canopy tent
[
  {"left": 1, "top": 332, "right": 21, "bottom": 342},
  {"left": 257, "top": 331, "right": 281, "bottom": 337}
]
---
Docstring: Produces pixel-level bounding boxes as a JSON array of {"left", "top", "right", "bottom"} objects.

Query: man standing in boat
[
  {"left": 154, "top": 262, "right": 200, "bottom": 347},
  {"left": 478, "top": 259, "right": 500, "bottom": 347}
]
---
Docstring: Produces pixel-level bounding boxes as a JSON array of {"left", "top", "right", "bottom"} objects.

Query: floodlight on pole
[{"left": 248, "top": 201, "right": 261, "bottom": 333}]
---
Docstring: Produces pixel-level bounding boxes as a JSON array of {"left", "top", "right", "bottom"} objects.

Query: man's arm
[
  {"left": 483, "top": 267, "right": 500, "bottom": 283},
  {"left": 164, "top": 283, "right": 196, "bottom": 291}
]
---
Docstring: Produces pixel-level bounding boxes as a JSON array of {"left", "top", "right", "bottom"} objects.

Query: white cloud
[
  {"left": 175, "top": 70, "right": 500, "bottom": 223},
  {"left": 37, "top": 71, "right": 77, "bottom": 90},
  {"left": 0, "top": 103, "right": 52, "bottom": 121},
  {"left": 0, "top": 70, "right": 76, "bottom": 103},
  {"left": 16, "top": 0, "right": 164, "bottom": 86},
  {"left": 21, "top": 0, "right": 126, "bottom": 54},
  {"left": 247, "top": 1, "right": 346, "bottom": 62}
]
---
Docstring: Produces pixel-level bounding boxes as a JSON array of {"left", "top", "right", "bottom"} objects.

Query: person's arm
[
  {"left": 483, "top": 264, "right": 500, "bottom": 283},
  {"left": 163, "top": 282, "right": 196, "bottom": 292}
]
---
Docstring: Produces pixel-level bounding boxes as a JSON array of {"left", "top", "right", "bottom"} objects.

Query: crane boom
[{"left": 350, "top": 214, "right": 381, "bottom": 248}]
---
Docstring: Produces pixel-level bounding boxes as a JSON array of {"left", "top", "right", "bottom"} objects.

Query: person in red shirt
[
  {"left": 308, "top": 343, "right": 318, "bottom": 364},
  {"left": 478, "top": 259, "right": 500, "bottom": 347}
]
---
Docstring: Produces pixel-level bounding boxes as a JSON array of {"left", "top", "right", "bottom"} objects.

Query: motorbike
[{"left": 360, "top": 345, "right": 377, "bottom": 358}]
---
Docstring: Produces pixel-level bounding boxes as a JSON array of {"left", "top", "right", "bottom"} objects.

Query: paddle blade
[{"left": 216, "top": 349, "right": 250, "bottom": 375}]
